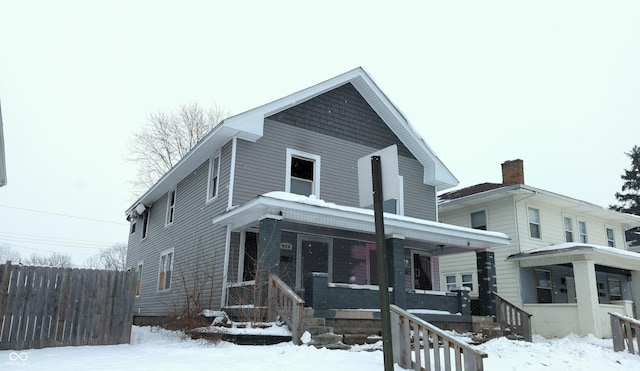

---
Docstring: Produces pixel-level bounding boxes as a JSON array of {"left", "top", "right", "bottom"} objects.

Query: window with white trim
[
  {"left": 207, "top": 153, "right": 221, "bottom": 201},
  {"left": 141, "top": 210, "right": 150, "bottom": 240},
  {"left": 286, "top": 149, "right": 320, "bottom": 197},
  {"left": 443, "top": 272, "right": 476, "bottom": 295},
  {"left": 158, "top": 249, "right": 174, "bottom": 291},
  {"left": 606, "top": 227, "right": 615, "bottom": 247},
  {"left": 608, "top": 277, "right": 622, "bottom": 301},
  {"left": 528, "top": 207, "right": 541, "bottom": 239},
  {"left": 470, "top": 210, "right": 487, "bottom": 230},
  {"left": 135, "top": 262, "right": 143, "bottom": 296},
  {"left": 166, "top": 189, "right": 176, "bottom": 225},
  {"left": 563, "top": 216, "right": 574, "bottom": 242},
  {"left": 578, "top": 220, "right": 588, "bottom": 243},
  {"left": 130, "top": 220, "right": 136, "bottom": 235}
]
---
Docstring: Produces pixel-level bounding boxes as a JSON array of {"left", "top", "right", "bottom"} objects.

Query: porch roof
[
  {"left": 507, "top": 242, "right": 640, "bottom": 271},
  {"left": 213, "top": 192, "right": 510, "bottom": 250}
]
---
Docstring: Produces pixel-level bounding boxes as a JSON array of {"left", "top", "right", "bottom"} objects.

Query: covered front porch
[
  {"left": 215, "top": 192, "right": 510, "bottom": 329},
  {"left": 508, "top": 243, "right": 640, "bottom": 338}
]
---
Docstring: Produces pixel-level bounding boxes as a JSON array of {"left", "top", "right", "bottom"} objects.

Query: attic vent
[{"left": 280, "top": 243, "right": 293, "bottom": 250}]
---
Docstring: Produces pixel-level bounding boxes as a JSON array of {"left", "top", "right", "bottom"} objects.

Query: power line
[
  {"left": 0, "top": 204, "right": 127, "bottom": 225},
  {"left": 0, "top": 231, "right": 120, "bottom": 247}
]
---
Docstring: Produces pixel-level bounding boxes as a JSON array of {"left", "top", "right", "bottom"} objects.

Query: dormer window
[{"left": 286, "top": 149, "right": 320, "bottom": 197}]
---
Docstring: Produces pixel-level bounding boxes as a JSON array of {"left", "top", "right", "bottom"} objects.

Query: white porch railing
[
  {"left": 390, "top": 304, "right": 487, "bottom": 371},
  {"left": 609, "top": 312, "right": 640, "bottom": 355}
]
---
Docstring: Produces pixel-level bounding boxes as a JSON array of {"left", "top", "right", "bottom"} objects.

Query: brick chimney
[{"left": 501, "top": 159, "right": 524, "bottom": 185}]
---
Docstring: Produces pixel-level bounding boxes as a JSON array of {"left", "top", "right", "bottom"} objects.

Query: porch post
[
  {"left": 631, "top": 271, "right": 640, "bottom": 319},
  {"left": 386, "top": 235, "right": 406, "bottom": 308},
  {"left": 476, "top": 250, "right": 497, "bottom": 317},
  {"left": 257, "top": 215, "right": 282, "bottom": 292},
  {"left": 572, "top": 260, "right": 601, "bottom": 337}
]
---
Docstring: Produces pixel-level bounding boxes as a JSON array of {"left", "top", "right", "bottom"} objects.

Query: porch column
[
  {"left": 631, "top": 271, "right": 640, "bottom": 319},
  {"left": 476, "top": 250, "right": 497, "bottom": 317},
  {"left": 257, "top": 215, "right": 282, "bottom": 285},
  {"left": 572, "top": 260, "right": 601, "bottom": 337},
  {"left": 386, "top": 235, "right": 406, "bottom": 308}
]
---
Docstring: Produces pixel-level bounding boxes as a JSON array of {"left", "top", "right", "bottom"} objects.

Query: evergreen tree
[{"left": 610, "top": 145, "right": 640, "bottom": 215}]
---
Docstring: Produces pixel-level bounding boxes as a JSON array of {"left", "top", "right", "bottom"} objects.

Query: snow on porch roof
[
  {"left": 507, "top": 242, "right": 640, "bottom": 271},
  {"left": 213, "top": 192, "right": 510, "bottom": 249}
]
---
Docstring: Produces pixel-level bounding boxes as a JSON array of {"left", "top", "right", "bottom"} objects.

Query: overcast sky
[{"left": 1, "top": 1, "right": 639, "bottom": 266}]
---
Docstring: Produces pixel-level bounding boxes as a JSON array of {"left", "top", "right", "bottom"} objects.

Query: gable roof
[
  {"left": 439, "top": 183, "right": 640, "bottom": 230},
  {"left": 126, "top": 67, "right": 458, "bottom": 215}
]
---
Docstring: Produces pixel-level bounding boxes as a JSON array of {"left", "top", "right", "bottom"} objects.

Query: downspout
[
  {"left": 227, "top": 136, "right": 238, "bottom": 211},
  {"left": 220, "top": 224, "right": 232, "bottom": 307}
]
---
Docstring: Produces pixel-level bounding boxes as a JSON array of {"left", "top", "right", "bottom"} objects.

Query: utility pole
[{"left": 371, "top": 155, "right": 393, "bottom": 371}]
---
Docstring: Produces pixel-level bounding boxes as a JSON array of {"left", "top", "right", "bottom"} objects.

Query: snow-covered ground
[{"left": 1, "top": 326, "right": 640, "bottom": 370}]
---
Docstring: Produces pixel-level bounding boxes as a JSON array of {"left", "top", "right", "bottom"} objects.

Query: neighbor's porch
[{"left": 508, "top": 243, "right": 640, "bottom": 338}]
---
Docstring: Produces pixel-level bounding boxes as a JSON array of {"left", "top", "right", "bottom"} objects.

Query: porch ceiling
[
  {"left": 213, "top": 192, "right": 510, "bottom": 250},
  {"left": 507, "top": 243, "right": 640, "bottom": 271}
]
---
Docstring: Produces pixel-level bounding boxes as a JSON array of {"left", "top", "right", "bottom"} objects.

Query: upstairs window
[
  {"left": 528, "top": 207, "right": 541, "bottom": 239},
  {"left": 158, "top": 250, "right": 174, "bottom": 291},
  {"left": 286, "top": 149, "right": 320, "bottom": 197},
  {"left": 563, "top": 216, "right": 574, "bottom": 242},
  {"left": 166, "top": 189, "right": 176, "bottom": 225},
  {"left": 470, "top": 210, "right": 487, "bottom": 230},
  {"left": 606, "top": 228, "right": 616, "bottom": 247},
  {"left": 578, "top": 220, "right": 588, "bottom": 243},
  {"left": 130, "top": 220, "right": 136, "bottom": 235},
  {"left": 207, "top": 153, "right": 221, "bottom": 202}
]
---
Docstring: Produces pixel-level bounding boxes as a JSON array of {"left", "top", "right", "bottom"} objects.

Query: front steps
[{"left": 302, "top": 308, "right": 350, "bottom": 349}]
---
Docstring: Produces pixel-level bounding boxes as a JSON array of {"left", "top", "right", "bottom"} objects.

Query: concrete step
[
  {"left": 304, "top": 326, "right": 334, "bottom": 335},
  {"left": 342, "top": 334, "right": 382, "bottom": 345},
  {"left": 310, "top": 333, "right": 344, "bottom": 347},
  {"left": 302, "top": 317, "right": 326, "bottom": 327}
]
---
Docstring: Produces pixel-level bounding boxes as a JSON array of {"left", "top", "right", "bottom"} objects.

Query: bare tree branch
[{"left": 127, "top": 103, "right": 230, "bottom": 197}]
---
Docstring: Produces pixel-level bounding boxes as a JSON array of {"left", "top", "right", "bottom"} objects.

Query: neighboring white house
[{"left": 438, "top": 159, "right": 640, "bottom": 338}]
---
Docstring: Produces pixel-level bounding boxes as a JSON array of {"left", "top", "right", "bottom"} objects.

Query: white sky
[{"left": 1, "top": 1, "right": 639, "bottom": 265}]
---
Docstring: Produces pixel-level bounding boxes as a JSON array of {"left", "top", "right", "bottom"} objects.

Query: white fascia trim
[{"left": 221, "top": 225, "right": 232, "bottom": 306}]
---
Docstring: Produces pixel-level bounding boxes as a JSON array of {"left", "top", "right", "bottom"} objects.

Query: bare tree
[
  {"left": 84, "top": 243, "right": 128, "bottom": 271},
  {"left": 128, "top": 103, "right": 230, "bottom": 195},
  {"left": 25, "top": 252, "right": 74, "bottom": 268},
  {"left": 0, "top": 244, "right": 20, "bottom": 263}
]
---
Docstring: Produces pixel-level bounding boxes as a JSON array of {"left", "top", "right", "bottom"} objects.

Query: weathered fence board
[{"left": 0, "top": 261, "right": 136, "bottom": 350}]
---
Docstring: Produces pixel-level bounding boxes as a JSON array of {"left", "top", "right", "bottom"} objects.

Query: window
[
  {"left": 470, "top": 210, "right": 487, "bottom": 230},
  {"left": 563, "top": 216, "right": 573, "bottom": 242},
  {"left": 444, "top": 273, "right": 475, "bottom": 293},
  {"left": 130, "top": 220, "right": 136, "bottom": 235},
  {"left": 207, "top": 153, "right": 220, "bottom": 201},
  {"left": 242, "top": 232, "right": 258, "bottom": 282},
  {"left": 578, "top": 220, "right": 588, "bottom": 243},
  {"left": 608, "top": 278, "right": 622, "bottom": 301},
  {"left": 535, "top": 268, "right": 553, "bottom": 303},
  {"left": 158, "top": 250, "right": 174, "bottom": 291},
  {"left": 286, "top": 149, "right": 320, "bottom": 197},
  {"left": 606, "top": 228, "right": 615, "bottom": 247},
  {"left": 141, "top": 210, "right": 150, "bottom": 240},
  {"left": 135, "top": 262, "right": 143, "bottom": 296},
  {"left": 166, "top": 189, "right": 176, "bottom": 225},
  {"left": 528, "top": 207, "right": 541, "bottom": 239}
]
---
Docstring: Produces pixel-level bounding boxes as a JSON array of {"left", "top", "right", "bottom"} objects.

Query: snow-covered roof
[
  {"left": 126, "top": 67, "right": 458, "bottom": 216},
  {"left": 507, "top": 242, "right": 640, "bottom": 270},
  {"left": 439, "top": 183, "right": 640, "bottom": 230},
  {"left": 212, "top": 192, "right": 510, "bottom": 250}
]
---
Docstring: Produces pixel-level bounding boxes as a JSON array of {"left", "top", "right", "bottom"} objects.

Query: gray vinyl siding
[
  {"left": 127, "top": 141, "right": 233, "bottom": 316},
  {"left": 233, "top": 119, "right": 437, "bottom": 220}
]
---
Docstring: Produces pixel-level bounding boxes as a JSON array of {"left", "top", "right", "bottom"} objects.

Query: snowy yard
[{"left": 1, "top": 326, "right": 640, "bottom": 370}]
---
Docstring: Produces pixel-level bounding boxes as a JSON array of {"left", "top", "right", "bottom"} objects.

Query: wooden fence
[
  {"left": 609, "top": 312, "right": 640, "bottom": 355},
  {"left": 391, "top": 304, "right": 487, "bottom": 371},
  {"left": 0, "top": 261, "right": 136, "bottom": 350}
]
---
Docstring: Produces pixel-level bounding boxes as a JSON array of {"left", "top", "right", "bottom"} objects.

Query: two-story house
[
  {"left": 438, "top": 159, "right": 640, "bottom": 338},
  {"left": 125, "top": 68, "right": 509, "bottom": 332}
]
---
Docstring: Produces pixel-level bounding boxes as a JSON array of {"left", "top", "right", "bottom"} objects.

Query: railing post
[{"left": 610, "top": 314, "right": 624, "bottom": 352}]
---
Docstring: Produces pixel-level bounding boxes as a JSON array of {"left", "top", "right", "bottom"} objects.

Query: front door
[
  {"left": 297, "top": 236, "right": 330, "bottom": 289},
  {"left": 565, "top": 276, "right": 576, "bottom": 303}
]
